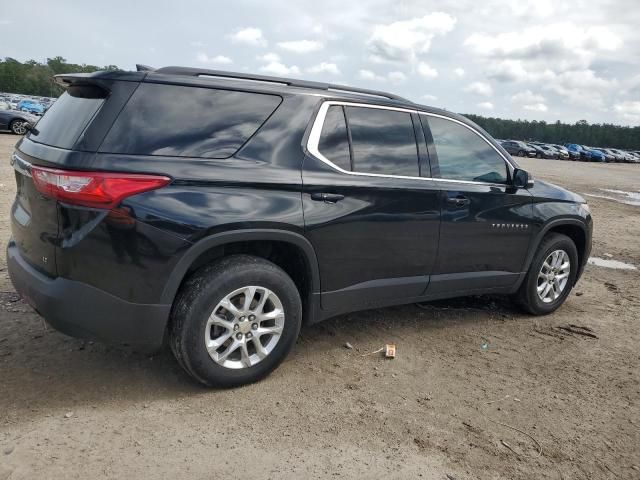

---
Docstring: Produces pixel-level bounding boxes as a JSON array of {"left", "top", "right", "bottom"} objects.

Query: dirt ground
[{"left": 0, "top": 133, "right": 638, "bottom": 479}]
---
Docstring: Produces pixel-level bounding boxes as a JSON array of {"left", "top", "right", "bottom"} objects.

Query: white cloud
[
  {"left": 465, "top": 23, "right": 621, "bottom": 70},
  {"left": 277, "top": 40, "right": 323, "bottom": 53},
  {"left": 485, "top": 60, "right": 533, "bottom": 82},
  {"left": 507, "top": 0, "right": 555, "bottom": 18},
  {"left": 454, "top": 67, "right": 465, "bottom": 77},
  {"left": 417, "top": 62, "right": 438, "bottom": 78},
  {"left": 464, "top": 81, "right": 493, "bottom": 96},
  {"left": 511, "top": 90, "right": 545, "bottom": 104},
  {"left": 229, "top": 27, "right": 267, "bottom": 47},
  {"left": 613, "top": 101, "right": 640, "bottom": 124},
  {"left": 387, "top": 71, "right": 407, "bottom": 84},
  {"left": 307, "top": 62, "right": 340, "bottom": 75},
  {"left": 259, "top": 62, "right": 300, "bottom": 76},
  {"left": 477, "top": 102, "right": 494, "bottom": 110},
  {"left": 545, "top": 69, "right": 618, "bottom": 107},
  {"left": 358, "top": 69, "right": 385, "bottom": 81},
  {"left": 196, "top": 53, "right": 233, "bottom": 65},
  {"left": 357, "top": 69, "right": 408, "bottom": 83},
  {"left": 422, "top": 94, "right": 438, "bottom": 101},
  {"left": 367, "top": 12, "right": 456, "bottom": 63},
  {"left": 523, "top": 103, "right": 548, "bottom": 112},
  {"left": 257, "top": 52, "right": 281, "bottom": 63}
]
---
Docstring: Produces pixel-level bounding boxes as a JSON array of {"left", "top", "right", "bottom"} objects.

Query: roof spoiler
[{"left": 53, "top": 70, "right": 148, "bottom": 88}]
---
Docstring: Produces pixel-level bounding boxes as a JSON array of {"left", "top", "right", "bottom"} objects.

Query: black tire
[
  {"left": 518, "top": 150, "right": 524, "bottom": 157},
  {"left": 516, "top": 233, "right": 579, "bottom": 315},
  {"left": 170, "top": 254, "right": 302, "bottom": 387},
  {"left": 9, "top": 119, "right": 27, "bottom": 135},
  {"left": 536, "top": 152, "right": 542, "bottom": 159}
]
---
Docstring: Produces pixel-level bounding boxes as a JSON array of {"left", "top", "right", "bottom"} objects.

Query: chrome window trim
[
  {"left": 306, "top": 100, "right": 513, "bottom": 187},
  {"left": 419, "top": 111, "right": 515, "bottom": 171}
]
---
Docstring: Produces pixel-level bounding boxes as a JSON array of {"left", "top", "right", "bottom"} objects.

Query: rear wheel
[
  {"left": 170, "top": 254, "right": 302, "bottom": 387},
  {"left": 9, "top": 120, "right": 27, "bottom": 135},
  {"left": 516, "top": 233, "right": 578, "bottom": 315},
  {"left": 518, "top": 150, "right": 524, "bottom": 157}
]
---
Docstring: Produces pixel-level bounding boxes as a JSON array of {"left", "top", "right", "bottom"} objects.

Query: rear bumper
[{"left": 7, "top": 242, "right": 170, "bottom": 352}]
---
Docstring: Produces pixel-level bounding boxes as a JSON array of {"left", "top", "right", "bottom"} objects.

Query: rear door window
[
  {"left": 345, "top": 106, "right": 419, "bottom": 177},
  {"left": 100, "top": 83, "right": 281, "bottom": 158},
  {"left": 27, "top": 86, "right": 105, "bottom": 149}
]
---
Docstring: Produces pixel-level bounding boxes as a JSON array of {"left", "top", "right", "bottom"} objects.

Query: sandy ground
[{"left": 0, "top": 133, "right": 638, "bottom": 479}]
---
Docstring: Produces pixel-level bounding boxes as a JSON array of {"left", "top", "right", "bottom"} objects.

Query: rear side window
[
  {"left": 426, "top": 116, "right": 508, "bottom": 184},
  {"left": 345, "top": 106, "right": 419, "bottom": 177},
  {"left": 100, "top": 83, "right": 281, "bottom": 158},
  {"left": 28, "top": 86, "right": 105, "bottom": 149},
  {"left": 317, "top": 106, "right": 351, "bottom": 171}
]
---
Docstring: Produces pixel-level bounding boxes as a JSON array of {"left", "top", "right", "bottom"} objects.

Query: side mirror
[
  {"left": 513, "top": 168, "right": 534, "bottom": 189},
  {"left": 22, "top": 122, "right": 39, "bottom": 136}
]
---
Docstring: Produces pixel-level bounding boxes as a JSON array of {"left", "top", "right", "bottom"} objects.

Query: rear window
[
  {"left": 27, "top": 86, "right": 105, "bottom": 149},
  {"left": 99, "top": 83, "right": 281, "bottom": 158}
]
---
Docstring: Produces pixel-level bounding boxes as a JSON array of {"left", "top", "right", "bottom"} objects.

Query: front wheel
[
  {"left": 516, "top": 233, "right": 578, "bottom": 315},
  {"left": 170, "top": 254, "right": 302, "bottom": 387}
]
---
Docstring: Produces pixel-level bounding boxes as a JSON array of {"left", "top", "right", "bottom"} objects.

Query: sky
[{"left": 2, "top": 0, "right": 640, "bottom": 125}]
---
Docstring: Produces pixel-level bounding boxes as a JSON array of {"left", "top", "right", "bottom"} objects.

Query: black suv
[{"left": 7, "top": 67, "right": 592, "bottom": 387}]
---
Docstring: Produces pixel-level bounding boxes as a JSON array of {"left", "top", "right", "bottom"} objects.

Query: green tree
[{"left": 0, "top": 57, "right": 121, "bottom": 97}]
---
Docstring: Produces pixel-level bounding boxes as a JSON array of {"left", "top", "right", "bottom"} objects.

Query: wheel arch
[
  {"left": 524, "top": 219, "right": 589, "bottom": 281},
  {"left": 161, "top": 229, "right": 321, "bottom": 318}
]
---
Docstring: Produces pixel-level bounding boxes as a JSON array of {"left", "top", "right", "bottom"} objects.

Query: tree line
[
  {"left": 466, "top": 114, "right": 640, "bottom": 150},
  {"left": 1, "top": 57, "right": 638, "bottom": 149},
  {"left": 0, "top": 57, "right": 118, "bottom": 97}
]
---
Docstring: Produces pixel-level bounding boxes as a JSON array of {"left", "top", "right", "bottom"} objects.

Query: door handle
[
  {"left": 446, "top": 195, "right": 470, "bottom": 207},
  {"left": 311, "top": 193, "right": 345, "bottom": 203}
]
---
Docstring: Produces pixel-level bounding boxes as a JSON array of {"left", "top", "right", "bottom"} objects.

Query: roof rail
[{"left": 154, "top": 66, "right": 412, "bottom": 103}]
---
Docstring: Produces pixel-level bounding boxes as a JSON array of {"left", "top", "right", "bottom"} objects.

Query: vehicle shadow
[{"left": 0, "top": 292, "right": 521, "bottom": 422}]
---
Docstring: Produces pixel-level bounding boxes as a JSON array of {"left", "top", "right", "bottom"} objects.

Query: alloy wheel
[
  {"left": 205, "top": 286, "right": 285, "bottom": 369},
  {"left": 12, "top": 121, "right": 27, "bottom": 135},
  {"left": 537, "top": 250, "right": 571, "bottom": 303}
]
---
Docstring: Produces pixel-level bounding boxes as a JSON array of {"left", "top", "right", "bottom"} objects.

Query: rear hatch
[
  {"left": 10, "top": 151, "right": 60, "bottom": 276},
  {"left": 10, "top": 75, "right": 139, "bottom": 276}
]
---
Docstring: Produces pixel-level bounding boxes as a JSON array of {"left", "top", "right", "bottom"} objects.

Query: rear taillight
[{"left": 31, "top": 166, "right": 171, "bottom": 209}]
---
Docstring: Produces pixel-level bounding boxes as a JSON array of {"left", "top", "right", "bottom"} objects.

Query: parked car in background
[
  {"left": 0, "top": 108, "right": 38, "bottom": 134},
  {"left": 16, "top": 99, "right": 45, "bottom": 115},
  {"left": 625, "top": 151, "right": 640, "bottom": 163},
  {"left": 565, "top": 143, "right": 588, "bottom": 160},
  {"left": 0, "top": 101, "right": 10, "bottom": 111},
  {"left": 549, "top": 144, "right": 572, "bottom": 160},
  {"left": 565, "top": 144, "right": 606, "bottom": 162},
  {"left": 601, "top": 148, "right": 625, "bottom": 162},
  {"left": 499, "top": 140, "right": 537, "bottom": 157},
  {"left": 527, "top": 143, "right": 557, "bottom": 159},
  {"left": 584, "top": 147, "right": 608, "bottom": 162},
  {"left": 553, "top": 144, "right": 580, "bottom": 160},
  {"left": 608, "top": 148, "right": 634, "bottom": 162}
]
